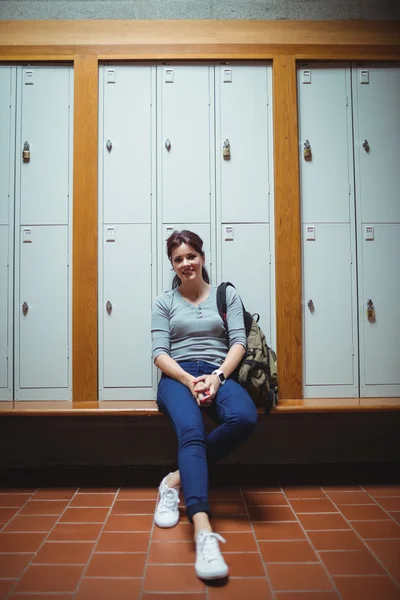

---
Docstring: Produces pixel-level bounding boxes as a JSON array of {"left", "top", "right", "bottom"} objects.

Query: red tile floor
[{"left": 0, "top": 484, "right": 399, "bottom": 600}]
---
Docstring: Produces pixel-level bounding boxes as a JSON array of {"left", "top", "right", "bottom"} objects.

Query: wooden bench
[{"left": 1, "top": 398, "right": 399, "bottom": 416}]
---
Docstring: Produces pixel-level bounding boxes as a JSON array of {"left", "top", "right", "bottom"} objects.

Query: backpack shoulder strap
[{"left": 216, "top": 281, "right": 236, "bottom": 324}]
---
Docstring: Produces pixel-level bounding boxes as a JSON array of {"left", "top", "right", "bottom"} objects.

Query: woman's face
[{"left": 170, "top": 243, "right": 204, "bottom": 283}]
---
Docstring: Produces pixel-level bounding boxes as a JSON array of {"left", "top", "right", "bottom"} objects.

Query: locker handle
[
  {"left": 165, "top": 139, "right": 171, "bottom": 151},
  {"left": 22, "top": 302, "right": 29, "bottom": 316},
  {"left": 362, "top": 139, "right": 370, "bottom": 152},
  {"left": 106, "top": 301, "right": 112, "bottom": 315},
  {"left": 106, "top": 139, "right": 112, "bottom": 152},
  {"left": 307, "top": 299, "right": 314, "bottom": 313}
]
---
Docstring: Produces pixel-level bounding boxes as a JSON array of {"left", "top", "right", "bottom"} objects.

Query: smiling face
[{"left": 170, "top": 243, "right": 205, "bottom": 283}]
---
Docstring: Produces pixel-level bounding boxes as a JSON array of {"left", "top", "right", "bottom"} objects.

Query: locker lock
[
  {"left": 366, "top": 299, "right": 375, "bottom": 322},
  {"left": 23, "top": 141, "right": 30, "bottom": 161},
  {"left": 22, "top": 302, "right": 29, "bottom": 316},
  {"left": 222, "top": 139, "right": 231, "bottom": 160},
  {"left": 362, "top": 139, "right": 370, "bottom": 152},
  {"left": 303, "top": 140, "right": 312, "bottom": 160},
  {"left": 307, "top": 299, "right": 315, "bottom": 313},
  {"left": 165, "top": 139, "right": 171, "bottom": 151},
  {"left": 106, "top": 301, "right": 112, "bottom": 315},
  {"left": 106, "top": 139, "right": 112, "bottom": 152}
]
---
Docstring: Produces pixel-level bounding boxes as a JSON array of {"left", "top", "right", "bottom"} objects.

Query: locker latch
[
  {"left": 222, "top": 139, "right": 231, "bottom": 160},
  {"left": 362, "top": 139, "right": 370, "bottom": 153},
  {"left": 307, "top": 299, "right": 315, "bottom": 313},
  {"left": 366, "top": 299, "right": 375, "bottom": 322},
  {"left": 303, "top": 140, "right": 312, "bottom": 160},
  {"left": 22, "top": 302, "right": 29, "bottom": 316},
  {"left": 23, "top": 141, "right": 30, "bottom": 161},
  {"left": 106, "top": 301, "right": 112, "bottom": 315},
  {"left": 106, "top": 139, "right": 112, "bottom": 152}
]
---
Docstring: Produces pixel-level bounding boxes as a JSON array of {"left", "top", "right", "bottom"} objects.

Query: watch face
[{"left": 218, "top": 372, "right": 226, "bottom": 384}]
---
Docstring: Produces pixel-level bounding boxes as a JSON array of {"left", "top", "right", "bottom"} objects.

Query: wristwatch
[{"left": 212, "top": 369, "right": 226, "bottom": 385}]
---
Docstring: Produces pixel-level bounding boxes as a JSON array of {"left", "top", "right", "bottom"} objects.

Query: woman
[{"left": 151, "top": 229, "right": 258, "bottom": 580}]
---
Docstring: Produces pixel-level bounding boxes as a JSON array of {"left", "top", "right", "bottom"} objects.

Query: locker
[
  {"left": 359, "top": 225, "right": 400, "bottom": 396},
  {"left": 17, "top": 67, "right": 72, "bottom": 226},
  {"left": 161, "top": 224, "right": 212, "bottom": 293},
  {"left": 298, "top": 64, "right": 353, "bottom": 223},
  {"left": 16, "top": 225, "right": 70, "bottom": 399},
  {"left": 157, "top": 64, "right": 214, "bottom": 224},
  {"left": 101, "top": 65, "right": 155, "bottom": 225},
  {"left": 220, "top": 224, "right": 272, "bottom": 344},
  {"left": 303, "top": 224, "right": 357, "bottom": 397},
  {"left": 0, "top": 227, "right": 10, "bottom": 399},
  {"left": 0, "top": 67, "right": 15, "bottom": 401},
  {"left": 353, "top": 64, "right": 400, "bottom": 224},
  {"left": 98, "top": 64, "right": 157, "bottom": 401},
  {"left": 101, "top": 224, "right": 153, "bottom": 399},
  {"left": 0, "top": 67, "right": 15, "bottom": 226},
  {"left": 216, "top": 63, "right": 271, "bottom": 223},
  {"left": 298, "top": 63, "right": 358, "bottom": 398},
  {"left": 353, "top": 64, "right": 400, "bottom": 397}
]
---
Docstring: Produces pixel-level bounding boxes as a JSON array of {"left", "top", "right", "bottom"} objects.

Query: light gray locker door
[
  {"left": 221, "top": 224, "right": 271, "bottom": 343},
  {"left": 0, "top": 227, "right": 10, "bottom": 398},
  {"left": 158, "top": 65, "right": 213, "bottom": 224},
  {"left": 161, "top": 224, "right": 211, "bottom": 293},
  {"left": 101, "top": 65, "right": 153, "bottom": 225},
  {"left": 216, "top": 64, "right": 270, "bottom": 223},
  {"left": 297, "top": 64, "right": 353, "bottom": 223},
  {"left": 18, "top": 67, "right": 71, "bottom": 225},
  {"left": 303, "top": 224, "right": 356, "bottom": 397},
  {"left": 359, "top": 225, "right": 400, "bottom": 397},
  {"left": 18, "top": 226, "right": 69, "bottom": 392},
  {"left": 0, "top": 67, "right": 14, "bottom": 227},
  {"left": 0, "top": 67, "right": 15, "bottom": 401},
  {"left": 102, "top": 224, "right": 153, "bottom": 394},
  {"left": 353, "top": 65, "right": 400, "bottom": 224}
]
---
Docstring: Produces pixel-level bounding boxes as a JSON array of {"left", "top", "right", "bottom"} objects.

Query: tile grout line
[
  {"left": 360, "top": 485, "right": 400, "bottom": 523},
  {"left": 240, "top": 485, "right": 277, "bottom": 600},
  {"left": 0, "top": 490, "right": 38, "bottom": 534},
  {"left": 3, "top": 487, "right": 80, "bottom": 600},
  {"left": 71, "top": 487, "right": 122, "bottom": 600},
  {"left": 139, "top": 485, "right": 158, "bottom": 600},
  {"left": 324, "top": 486, "right": 400, "bottom": 591},
  {"left": 282, "top": 486, "right": 342, "bottom": 599}
]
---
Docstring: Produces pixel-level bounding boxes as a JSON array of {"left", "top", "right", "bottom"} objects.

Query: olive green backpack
[{"left": 217, "top": 282, "right": 278, "bottom": 414}]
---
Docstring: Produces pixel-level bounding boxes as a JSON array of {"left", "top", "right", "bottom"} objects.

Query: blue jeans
[{"left": 157, "top": 360, "right": 258, "bottom": 522}]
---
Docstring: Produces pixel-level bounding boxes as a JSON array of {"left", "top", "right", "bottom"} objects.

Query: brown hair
[{"left": 166, "top": 229, "right": 210, "bottom": 289}]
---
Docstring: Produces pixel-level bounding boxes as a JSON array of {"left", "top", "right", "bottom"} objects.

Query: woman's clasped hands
[{"left": 189, "top": 374, "right": 220, "bottom": 407}]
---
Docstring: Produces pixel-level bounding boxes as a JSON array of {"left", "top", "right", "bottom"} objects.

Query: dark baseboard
[{"left": 1, "top": 462, "right": 399, "bottom": 488}]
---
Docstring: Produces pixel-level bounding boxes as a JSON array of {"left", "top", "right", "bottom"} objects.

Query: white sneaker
[
  {"left": 154, "top": 473, "right": 180, "bottom": 528},
  {"left": 195, "top": 530, "right": 229, "bottom": 580}
]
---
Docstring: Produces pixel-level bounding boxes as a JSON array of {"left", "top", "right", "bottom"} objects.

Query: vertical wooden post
[
  {"left": 273, "top": 54, "right": 302, "bottom": 400},
  {"left": 72, "top": 55, "right": 98, "bottom": 402}
]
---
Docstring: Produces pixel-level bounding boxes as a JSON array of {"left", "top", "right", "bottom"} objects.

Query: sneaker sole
[
  {"left": 195, "top": 567, "right": 229, "bottom": 580},
  {"left": 154, "top": 514, "right": 180, "bottom": 528}
]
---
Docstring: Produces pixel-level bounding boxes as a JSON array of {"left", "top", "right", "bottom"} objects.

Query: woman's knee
[
  {"left": 239, "top": 409, "right": 258, "bottom": 432},
  {"left": 228, "top": 407, "right": 258, "bottom": 434}
]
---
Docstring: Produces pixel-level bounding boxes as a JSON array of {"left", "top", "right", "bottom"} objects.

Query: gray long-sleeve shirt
[{"left": 151, "top": 286, "right": 246, "bottom": 366}]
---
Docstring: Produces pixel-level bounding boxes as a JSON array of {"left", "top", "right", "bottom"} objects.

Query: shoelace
[
  {"left": 157, "top": 486, "right": 178, "bottom": 513},
  {"left": 198, "top": 532, "right": 226, "bottom": 563}
]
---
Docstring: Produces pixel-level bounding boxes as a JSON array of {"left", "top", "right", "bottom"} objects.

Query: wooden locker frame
[{"left": 0, "top": 20, "right": 399, "bottom": 404}]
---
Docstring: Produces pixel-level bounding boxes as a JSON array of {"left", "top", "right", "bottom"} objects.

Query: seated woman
[{"left": 151, "top": 229, "right": 258, "bottom": 581}]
